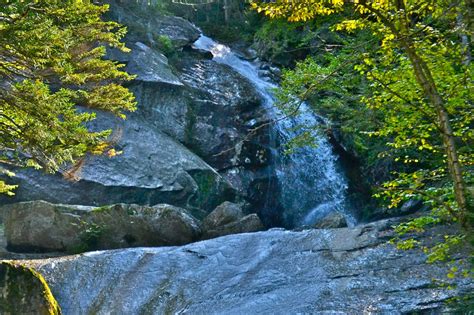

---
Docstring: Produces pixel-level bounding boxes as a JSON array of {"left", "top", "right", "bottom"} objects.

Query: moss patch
[
  {"left": 188, "top": 170, "right": 236, "bottom": 217},
  {"left": 91, "top": 205, "right": 113, "bottom": 213},
  {"left": 0, "top": 261, "right": 61, "bottom": 314}
]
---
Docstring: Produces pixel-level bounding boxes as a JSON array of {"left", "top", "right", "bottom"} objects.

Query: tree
[
  {"left": 252, "top": 0, "right": 473, "bottom": 267},
  {"left": 0, "top": 0, "right": 136, "bottom": 195},
  {"left": 252, "top": 0, "right": 472, "bottom": 221}
]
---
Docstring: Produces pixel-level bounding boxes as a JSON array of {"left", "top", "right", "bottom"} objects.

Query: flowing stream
[{"left": 193, "top": 35, "right": 354, "bottom": 227}]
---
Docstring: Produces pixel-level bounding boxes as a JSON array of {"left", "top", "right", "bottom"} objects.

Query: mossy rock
[
  {"left": 188, "top": 170, "right": 236, "bottom": 218},
  {"left": 0, "top": 261, "right": 61, "bottom": 314}
]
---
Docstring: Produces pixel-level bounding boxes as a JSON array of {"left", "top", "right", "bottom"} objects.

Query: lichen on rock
[{"left": 0, "top": 261, "right": 61, "bottom": 315}]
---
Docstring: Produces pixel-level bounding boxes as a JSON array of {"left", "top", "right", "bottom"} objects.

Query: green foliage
[
  {"left": 70, "top": 220, "right": 105, "bottom": 254},
  {"left": 426, "top": 235, "right": 464, "bottom": 264},
  {"left": 252, "top": 0, "right": 473, "bottom": 270},
  {"left": 0, "top": 168, "right": 17, "bottom": 195},
  {"left": 254, "top": 19, "right": 308, "bottom": 64},
  {"left": 0, "top": 0, "right": 137, "bottom": 194},
  {"left": 80, "top": 221, "right": 104, "bottom": 249},
  {"left": 157, "top": 35, "right": 174, "bottom": 56},
  {"left": 199, "top": 6, "right": 262, "bottom": 44},
  {"left": 254, "top": 12, "right": 350, "bottom": 66}
]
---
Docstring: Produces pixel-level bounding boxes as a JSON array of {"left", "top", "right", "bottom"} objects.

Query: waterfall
[{"left": 193, "top": 35, "right": 355, "bottom": 227}]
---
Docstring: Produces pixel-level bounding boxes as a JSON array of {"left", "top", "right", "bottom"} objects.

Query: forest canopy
[{"left": 251, "top": 0, "right": 473, "bottom": 264}]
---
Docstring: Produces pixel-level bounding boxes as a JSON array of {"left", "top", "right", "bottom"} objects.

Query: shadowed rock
[
  {"left": 313, "top": 211, "right": 348, "bottom": 229},
  {"left": 202, "top": 201, "right": 244, "bottom": 230},
  {"left": 201, "top": 201, "right": 264, "bottom": 239},
  {"left": 202, "top": 214, "right": 264, "bottom": 240},
  {"left": 1, "top": 201, "right": 201, "bottom": 253}
]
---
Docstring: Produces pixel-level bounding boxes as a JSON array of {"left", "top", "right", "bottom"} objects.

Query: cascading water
[{"left": 193, "top": 35, "right": 355, "bottom": 227}]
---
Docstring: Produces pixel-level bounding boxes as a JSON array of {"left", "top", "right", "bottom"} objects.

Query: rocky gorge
[{"left": 0, "top": 1, "right": 472, "bottom": 313}]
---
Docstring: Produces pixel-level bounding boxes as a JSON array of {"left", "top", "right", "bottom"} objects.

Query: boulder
[
  {"left": 0, "top": 111, "right": 235, "bottom": 216},
  {"left": 1, "top": 201, "right": 201, "bottom": 253},
  {"left": 202, "top": 214, "right": 264, "bottom": 240},
  {"left": 313, "top": 211, "right": 348, "bottom": 229},
  {"left": 19, "top": 219, "right": 473, "bottom": 314},
  {"left": 154, "top": 16, "right": 201, "bottom": 48},
  {"left": 87, "top": 203, "right": 202, "bottom": 250},
  {"left": 2, "top": 201, "right": 86, "bottom": 252},
  {"left": 104, "top": 1, "right": 200, "bottom": 49},
  {"left": 0, "top": 262, "right": 61, "bottom": 315},
  {"left": 201, "top": 202, "right": 265, "bottom": 239},
  {"left": 202, "top": 201, "right": 244, "bottom": 230},
  {"left": 125, "top": 42, "right": 183, "bottom": 86}
]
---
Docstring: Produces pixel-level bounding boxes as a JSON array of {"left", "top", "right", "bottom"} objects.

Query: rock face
[
  {"left": 312, "top": 211, "right": 348, "bottom": 229},
  {"left": 24, "top": 220, "right": 473, "bottom": 314},
  {"left": 104, "top": 1, "right": 200, "bottom": 49},
  {"left": 0, "top": 0, "right": 275, "bottom": 221},
  {"left": 201, "top": 202, "right": 264, "bottom": 239},
  {"left": 126, "top": 42, "right": 183, "bottom": 85},
  {"left": 1, "top": 201, "right": 201, "bottom": 253},
  {"left": 0, "top": 111, "right": 234, "bottom": 216},
  {"left": 176, "top": 57, "right": 266, "bottom": 169}
]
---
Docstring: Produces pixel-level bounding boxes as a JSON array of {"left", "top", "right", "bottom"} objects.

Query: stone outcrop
[
  {"left": 126, "top": 42, "right": 183, "bottom": 85},
  {"left": 0, "top": 110, "right": 235, "bottom": 216},
  {"left": 104, "top": 1, "right": 200, "bottom": 49},
  {"left": 312, "top": 211, "right": 348, "bottom": 229},
  {"left": 1, "top": 201, "right": 201, "bottom": 253},
  {"left": 0, "top": 0, "right": 275, "bottom": 219},
  {"left": 201, "top": 202, "right": 264, "bottom": 239},
  {"left": 17, "top": 219, "right": 472, "bottom": 314}
]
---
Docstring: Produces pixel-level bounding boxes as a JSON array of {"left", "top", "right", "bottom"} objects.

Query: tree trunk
[
  {"left": 223, "top": 0, "right": 230, "bottom": 24},
  {"left": 401, "top": 40, "right": 471, "bottom": 226},
  {"left": 458, "top": 13, "right": 472, "bottom": 65}
]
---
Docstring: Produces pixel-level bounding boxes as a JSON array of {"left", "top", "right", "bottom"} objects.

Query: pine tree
[{"left": 0, "top": 0, "right": 136, "bottom": 195}]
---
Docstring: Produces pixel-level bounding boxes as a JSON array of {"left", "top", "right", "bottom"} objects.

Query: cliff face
[
  {"left": 22, "top": 219, "right": 472, "bottom": 314},
  {"left": 0, "top": 1, "right": 274, "bottom": 221}
]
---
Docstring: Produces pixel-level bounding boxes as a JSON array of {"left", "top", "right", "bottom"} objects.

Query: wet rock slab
[{"left": 26, "top": 219, "right": 473, "bottom": 314}]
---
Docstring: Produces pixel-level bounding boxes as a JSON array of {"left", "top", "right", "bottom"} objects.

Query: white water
[{"left": 193, "top": 35, "right": 354, "bottom": 227}]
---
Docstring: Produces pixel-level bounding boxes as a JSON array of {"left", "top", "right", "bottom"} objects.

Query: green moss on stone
[
  {"left": 190, "top": 171, "right": 217, "bottom": 209},
  {"left": 0, "top": 261, "right": 61, "bottom": 314},
  {"left": 188, "top": 171, "right": 235, "bottom": 217},
  {"left": 91, "top": 205, "right": 113, "bottom": 213}
]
